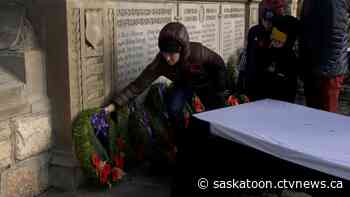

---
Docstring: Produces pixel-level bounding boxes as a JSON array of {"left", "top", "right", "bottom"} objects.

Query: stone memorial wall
[
  {"left": 221, "top": 3, "right": 246, "bottom": 62},
  {"left": 46, "top": 0, "right": 251, "bottom": 192},
  {"left": 67, "top": 1, "right": 249, "bottom": 112}
]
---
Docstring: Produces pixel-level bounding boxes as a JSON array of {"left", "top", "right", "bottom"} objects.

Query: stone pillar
[{"left": 33, "top": 0, "right": 85, "bottom": 191}]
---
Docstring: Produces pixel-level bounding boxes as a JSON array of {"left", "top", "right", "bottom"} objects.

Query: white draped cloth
[{"left": 194, "top": 99, "right": 350, "bottom": 181}]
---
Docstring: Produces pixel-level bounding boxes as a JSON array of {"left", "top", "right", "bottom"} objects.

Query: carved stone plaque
[
  {"left": 201, "top": 4, "right": 220, "bottom": 54},
  {"left": 179, "top": 3, "right": 220, "bottom": 54},
  {"left": 249, "top": 3, "right": 259, "bottom": 28},
  {"left": 221, "top": 3, "right": 246, "bottom": 62},
  {"left": 84, "top": 9, "right": 104, "bottom": 57},
  {"left": 179, "top": 3, "right": 201, "bottom": 43},
  {"left": 114, "top": 2, "right": 176, "bottom": 92}
]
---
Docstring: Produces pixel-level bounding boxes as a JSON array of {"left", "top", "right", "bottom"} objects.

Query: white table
[{"left": 194, "top": 99, "right": 350, "bottom": 181}]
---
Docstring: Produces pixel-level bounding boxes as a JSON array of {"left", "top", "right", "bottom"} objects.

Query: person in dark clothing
[
  {"left": 244, "top": 0, "right": 287, "bottom": 101},
  {"left": 102, "top": 22, "right": 227, "bottom": 197},
  {"left": 265, "top": 15, "right": 299, "bottom": 103},
  {"left": 245, "top": 7, "right": 275, "bottom": 101},
  {"left": 104, "top": 22, "right": 227, "bottom": 115},
  {"left": 299, "top": 0, "right": 350, "bottom": 112}
]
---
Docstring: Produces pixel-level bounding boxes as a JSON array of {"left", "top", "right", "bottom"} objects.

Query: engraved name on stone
[
  {"left": 180, "top": 4, "right": 201, "bottom": 42},
  {"left": 201, "top": 4, "right": 220, "bottom": 53},
  {"left": 221, "top": 3, "right": 245, "bottom": 62},
  {"left": 115, "top": 2, "right": 175, "bottom": 91},
  {"left": 180, "top": 3, "right": 220, "bottom": 53}
]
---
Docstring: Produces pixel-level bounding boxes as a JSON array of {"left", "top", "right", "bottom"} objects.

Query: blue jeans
[{"left": 166, "top": 86, "right": 193, "bottom": 121}]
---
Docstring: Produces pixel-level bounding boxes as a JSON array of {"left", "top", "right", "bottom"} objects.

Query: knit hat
[
  {"left": 260, "top": 0, "right": 286, "bottom": 17},
  {"left": 159, "top": 39, "right": 182, "bottom": 53},
  {"left": 262, "top": 8, "right": 274, "bottom": 21}
]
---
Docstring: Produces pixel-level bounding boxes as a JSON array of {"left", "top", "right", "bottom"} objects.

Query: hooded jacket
[
  {"left": 299, "top": 0, "right": 349, "bottom": 77},
  {"left": 112, "top": 22, "right": 227, "bottom": 109}
]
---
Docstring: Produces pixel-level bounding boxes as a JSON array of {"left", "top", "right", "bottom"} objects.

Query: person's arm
[
  {"left": 202, "top": 45, "right": 227, "bottom": 108},
  {"left": 244, "top": 26, "right": 260, "bottom": 93},
  {"left": 107, "top": 53, "right": 163, "bottom": 111}
]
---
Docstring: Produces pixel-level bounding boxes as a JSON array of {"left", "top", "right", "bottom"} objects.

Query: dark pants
[{"left": 166, "top": 86, "right": 193, "bottom": 121}]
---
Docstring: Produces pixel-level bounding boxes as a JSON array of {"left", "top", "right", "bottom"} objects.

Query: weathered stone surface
[
  {"left": 0, "top": 121, "right": 11, "bottom": 168},
  {"left": 1, "top": 152, "right": 50, "bottom": 197},
  {"left": 13, "top": 114, "right": 51, "bottom": 160},
  {"left": 0, "top": 121, "right": 11, "bottom": 141},
  {"left": 0, "top": 140, "right": 11, "bottom": 169}
]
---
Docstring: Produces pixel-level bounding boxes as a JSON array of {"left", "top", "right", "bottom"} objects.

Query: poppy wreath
[{"left": 72, "top": 106, "right": 133, "bottom": 187}]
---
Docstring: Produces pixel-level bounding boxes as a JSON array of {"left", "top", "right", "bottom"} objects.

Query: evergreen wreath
[{"left": 72, "top": 106, "right": 133, "bottom": 187}]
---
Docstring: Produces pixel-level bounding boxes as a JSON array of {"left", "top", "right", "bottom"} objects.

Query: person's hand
[{"left": 103, "top": 103, "right": 116, "bottom": 114}]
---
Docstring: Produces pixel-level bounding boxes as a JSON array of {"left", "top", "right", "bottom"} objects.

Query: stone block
[
  {"left": 13, "top": 114, "right": 52, "bottom": 160},
  {"left": 0, "top": 141, "right": 11, "bottom": 169},
  {"left": 0, "top": 121, "right": 11, "bottom": 168},
  {"left": 1, "top": 153, "right": 50, "bottom": 197}
]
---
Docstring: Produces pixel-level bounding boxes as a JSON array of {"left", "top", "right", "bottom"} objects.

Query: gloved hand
[{"left": 103, "top": 102, "right": 120, "bottom": 123}]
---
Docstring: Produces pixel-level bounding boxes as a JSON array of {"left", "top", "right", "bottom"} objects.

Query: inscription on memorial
[
  {"left": 84, "top": 9, "right": 104, "bottom": 57},
  {"left": 180, "top": 4, "right": 201, "bottom": 43},
  {"left": 114, "top": 2, "right": 175, "bottom": 92},
  {"left": 180, "top": 3, "right": 220, "bottom": 54},
  {"left": 82, "top": 9, "right": 105, "bottom": 107},
  {"left": 221, "top": 4, "right": 245, "bottom": 62},
  {"left": 201, "top": 5, "right": 220, "bottom": 53},
  {"left": 69, "top": 8, "right": 83, "bottom": 114}
]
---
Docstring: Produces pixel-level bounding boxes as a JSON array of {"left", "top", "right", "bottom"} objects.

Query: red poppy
[
  {"left": 91, "top": 153, "right": 101, "bottom": 168},
  {"left": 193, "top": 96, "right": 205, "bottom": 113},
  {"left": 113, "top": 152, "right": 125, "bottom": 169},
  {"left": 100, "top": 163, "right": 111, "bottom": 184},
  {"left": 190, "top": 64, "right": 201, "bottom": 73},
  {"left": 227, "top": 96, "right": 239, "bottom": 106},
  {"left": 116, "top": 137, "right": 126, "bottom": 150},
  {"left": 112, "top": 167, "right": 125, "bottom": 182}
]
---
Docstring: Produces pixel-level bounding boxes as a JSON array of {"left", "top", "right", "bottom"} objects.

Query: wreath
[
  {"left": 72, "top": 106, "right": 134, "bottom": 187},
  {"left": 73, "top": 81, "right": 250, "bottom": 186}
]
